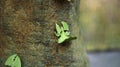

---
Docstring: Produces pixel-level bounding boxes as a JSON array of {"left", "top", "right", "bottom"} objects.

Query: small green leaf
[
  {"left": 58, "top": 33, "right": 69, "bottom": 43},
  {"left": 5, "top": 54, "right": 21, "bottom": 67},
  {"left": 54, "top": 32, "right": 60, "bottom": 37},
  {"left": 14, "top": 56, "right": 21, "bottom": 67},
  {"left": 60, "top": 36, "right": 77, "bottom": 43},
  {"left": 61, "top": 21, "right": 69, "bottom": 31},
  {"left": 66, "top": 37, "right": 77, "bottom": 41},
  {"left": 5, "top": 54, "right": 17, "bottom": 66},
  {"left": 65, "top": 31, "right": 70, "bottom": 36},
  {"left": 58, "top": 27, "right": 69, "bottom": 43},
  {"left": 58, "top": 36, "right": 69, "bottom": 43},
  {"left": 55, "top": 23, "right": 61, "bottom": 36}
]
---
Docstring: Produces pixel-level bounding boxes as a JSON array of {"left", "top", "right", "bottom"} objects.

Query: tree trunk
[{"left": 0, "top": 0, "right": 88, "bottom": 67}]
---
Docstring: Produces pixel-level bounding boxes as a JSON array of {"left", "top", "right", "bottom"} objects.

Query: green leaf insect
[
  {"left": 55, "top": 21, "right": 76, "bottom": 43},
  {"left": 5, "top": 54, "right": 21, "bottom": 67}
]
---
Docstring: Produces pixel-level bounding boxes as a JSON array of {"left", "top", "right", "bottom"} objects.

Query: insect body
[{"left": 55, "top": 21, "right": 76, "bottom": 44}]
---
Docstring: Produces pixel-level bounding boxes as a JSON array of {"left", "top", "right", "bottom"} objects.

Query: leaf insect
[{"left": 55, "top": 21, "right": 77, "bottom": 43}]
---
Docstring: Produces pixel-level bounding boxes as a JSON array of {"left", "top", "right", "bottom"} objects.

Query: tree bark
[{"left": 0, "top": 0, "right": 88, "bottom": 67}]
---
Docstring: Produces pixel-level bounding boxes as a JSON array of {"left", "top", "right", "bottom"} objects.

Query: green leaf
[
  {"left": 5, "top": 54, "right": 21, "bottom": 67},
  {"left": 5, "top": 54, "right": 17, "bottom": 66},
  {"left": 61, "top": 21, "right": 69, "bottom": 31},
  {"left": 58, "top": 27, "right": 69, "bottom": 43},
  {"left": 66, "top": 36, "right": 77, "bottom": 41},
  {"left": 60, "top": 36, "right": 77, "bottom": 43},
  {"left": 13, "top": 56, "right": 21, "bottom": 67},
  {"left": 54, "top": 32, "right": 60, "bottom": 37},
  {"left": 55, "top": 23, "right": 61, "bottom": 36},
  {"left": 65, "top": 31, "right": 70, "bottom": 36},
  {"left": 58, "top": 34, "right": 69, "bottom": 43}
]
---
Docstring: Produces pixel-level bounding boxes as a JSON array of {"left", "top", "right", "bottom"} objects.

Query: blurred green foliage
[{"left": 80, "top": 0, "right": 120, "bottom": 51}]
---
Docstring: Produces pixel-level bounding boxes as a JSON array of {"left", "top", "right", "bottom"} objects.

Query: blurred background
[
  {"left": 80, "top": 0, "right": 120, "bottom": 51},
  {"left": 80, "top": 0, "right": 120, "bottom": 67}
]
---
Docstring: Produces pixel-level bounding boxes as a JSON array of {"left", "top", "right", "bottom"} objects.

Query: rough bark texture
[{"left": 0, "top": 0, "right": 88, "bottom": 67}]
